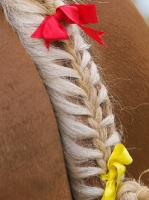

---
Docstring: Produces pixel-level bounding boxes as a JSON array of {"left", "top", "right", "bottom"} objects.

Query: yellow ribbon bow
[{"left": 101, "top": 144, "right": 133, "bottom": 200}]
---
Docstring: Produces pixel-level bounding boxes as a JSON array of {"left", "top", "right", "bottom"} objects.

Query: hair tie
[
  {"left": 31, "top": 4, "right": 107, "bottom": 49},
  {"left": 101, "top": 144, "right": 133, "bottom": 200}
]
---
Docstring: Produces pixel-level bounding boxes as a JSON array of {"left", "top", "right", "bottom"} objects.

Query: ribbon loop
[
  {"left": 101, "top": 144, "right": 133, "bottom": 200},
  {"left": 31, "top": 4, "right": 107, "bottom": 49}
]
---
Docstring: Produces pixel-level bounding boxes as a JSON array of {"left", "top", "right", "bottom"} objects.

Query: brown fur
[
  {"left": 91, "top": 0, "right": 149, "bottom": 185},
  {"left": 0, "top": 8, "right": 71, "bottom": 200}
]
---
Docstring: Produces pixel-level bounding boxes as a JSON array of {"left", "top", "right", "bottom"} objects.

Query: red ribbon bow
[{"left": 31, "top": 4, "right": 107, "bottom": 49}]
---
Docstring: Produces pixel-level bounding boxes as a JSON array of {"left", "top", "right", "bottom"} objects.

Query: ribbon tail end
[
  {"left": 96, "top": 32, "right": 108, "bottom": 47},
  {"left": 100, "top": 32, "right": 108, "bottom": 37},
  {"left": 99, "top": 39, "right": 107, "bottom": 48},
  {"left": 44, "top": 40, "right": 50, "bottom": 50},
  {"left": 79, "top": 25, "right": 107, "bottom": 48}
]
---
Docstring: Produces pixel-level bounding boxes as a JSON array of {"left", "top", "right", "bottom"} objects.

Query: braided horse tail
[{"left": 1, "top": 0, "right": 149, "bottom": 199}]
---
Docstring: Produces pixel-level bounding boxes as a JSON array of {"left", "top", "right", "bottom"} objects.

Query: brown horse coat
[
  {"left": 0, "top": 8, "right": 71, "bottom": 200},
  {"left": 92, "top": 0, "right": 149, "bottom": 184},
  {"left": 0, "top": 0, "right": 149, "bottom": 199}
]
